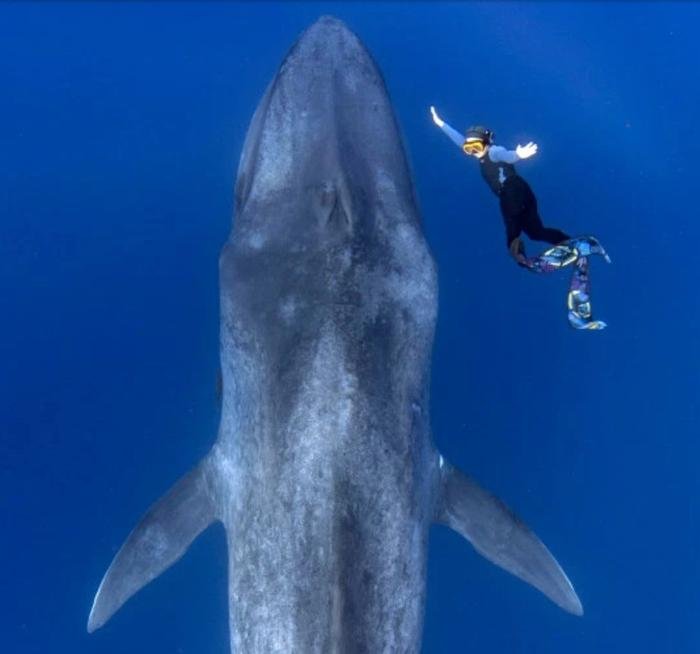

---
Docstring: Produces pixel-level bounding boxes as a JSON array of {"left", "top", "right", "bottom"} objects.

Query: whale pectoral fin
[
  {"left": 87, "top": 458, "right": 219, "bottom": 633},
  {"left": 436, "top": 461, "right": 583, "bottom": 616}
]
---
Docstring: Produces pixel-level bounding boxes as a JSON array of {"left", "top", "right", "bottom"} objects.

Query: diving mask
[{"left": 462, "top": 139, "right": 487, "bottom": 156}]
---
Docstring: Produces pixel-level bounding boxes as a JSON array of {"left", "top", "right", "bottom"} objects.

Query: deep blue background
[{"left": 2, "top": 2, "right": 698, "bottom": 652}]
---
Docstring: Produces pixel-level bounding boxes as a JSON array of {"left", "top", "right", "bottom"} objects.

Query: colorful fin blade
[{"left": 520, "top": 235, "right": 610, "bottom": 329}]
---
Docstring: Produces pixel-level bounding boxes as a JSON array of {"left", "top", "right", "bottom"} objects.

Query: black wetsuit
[
  {"left": 479, "top": 149, "right": 570, "bottom": 249},
  {"left": 436, "top": 119, "right": 569, "bottom": 252}
]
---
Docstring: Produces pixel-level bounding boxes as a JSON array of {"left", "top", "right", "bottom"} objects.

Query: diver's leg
[
  {"left": 512, "top": 196, "right": 574, "bottom": 272},
  {"left": 502, "top": 211, "right": 528, "bottom": 267},
  {"left": 499, "top": 182, "right": 527, "bottom": 262},
  {"left": 504, "top": 218, "right": 522, "bottom": 253},
  {"left": 520, "top": 191, "right": 569, "bottom": 245},
  {"left": 538, "top": 225, "right": 570, "bottom": 244}
]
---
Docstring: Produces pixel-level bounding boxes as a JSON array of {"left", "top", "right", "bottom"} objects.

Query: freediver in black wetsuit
[
  {"left": 430, "top": 106, "right": 569, "bottom": 267},
  {"left": 430, "top": 106, "right": 611, "bottom": 330}
]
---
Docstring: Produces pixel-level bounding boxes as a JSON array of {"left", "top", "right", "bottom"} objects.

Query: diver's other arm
[
  {"left": 430, "top": 106, "right": 465, "bottom": 149},
  {"left": 516, "top": 142, "right": 538, "bottom": 158},
  {"left": 489, "top": 142, "right": 539, "bottom": 163}
]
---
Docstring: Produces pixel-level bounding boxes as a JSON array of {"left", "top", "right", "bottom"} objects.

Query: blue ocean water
[{"left": 2, "top": 2, "right": 698, "bottom": 652}]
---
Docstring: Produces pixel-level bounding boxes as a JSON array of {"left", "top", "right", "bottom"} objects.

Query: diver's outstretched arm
[
  {"left": 488, "top": 146, "right": 519, "bottom": 164},
  {"left": 489, "top": 142, "right": 539, "bottom": 164},
  {"left": 430, "top": 106, "right": 464, "bottom": 149},
  {"left": 430, "top": 106, "right": 539, "bottom": 160},
  {"left": 516, "top": 142, "right": 538, "bottom": 158}
]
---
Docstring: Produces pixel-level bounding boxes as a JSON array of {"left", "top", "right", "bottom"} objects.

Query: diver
[{"left": 429, "top": 106, "right": 570, "bottom": 266}]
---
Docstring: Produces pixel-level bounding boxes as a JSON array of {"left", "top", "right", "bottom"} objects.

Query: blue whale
[{"left": 88, "top": 16, "right": 582, "bottom": 653}]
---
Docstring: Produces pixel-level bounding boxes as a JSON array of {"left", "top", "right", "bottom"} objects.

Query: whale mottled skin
[{"left": 88, "top": 16, "right": 582, "bottom": 653}]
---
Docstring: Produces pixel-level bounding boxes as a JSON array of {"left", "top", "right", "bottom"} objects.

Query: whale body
[{"left": 88, "top": 16, "right": 582, "bottom": 653}]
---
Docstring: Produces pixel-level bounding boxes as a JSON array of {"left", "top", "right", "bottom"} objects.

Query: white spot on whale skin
[
  {"left": 248, "top": 231, "right": 265, "bottom": 250},
  {"left": 280, "top": 297, "right": 297, "bottom": 324}
]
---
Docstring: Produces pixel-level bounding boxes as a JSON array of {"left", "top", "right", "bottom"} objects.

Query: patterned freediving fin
[
  {"left": 572, "top": 235, "right": 612, "bottom": 263},
  {"left": 518, "top": 235, "right": 610, "bottom": 329},
  {"left": 567, "top": 256, "right": 607, "bottom": 330},
  {"left": 519, "top": 235, "right": 610, "bottom": 274}
]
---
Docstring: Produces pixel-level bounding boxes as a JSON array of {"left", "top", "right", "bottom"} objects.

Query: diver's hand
[
  {"left": 430, "top": 106, "right": 444, "bottom": 128},
  {"left": 516, "top": 142, "right": 538, "bottom": 159}
]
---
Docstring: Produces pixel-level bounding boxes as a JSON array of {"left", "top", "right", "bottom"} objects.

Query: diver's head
[{"left": 462, "top": 125, "right": 494, "bottom": 158}]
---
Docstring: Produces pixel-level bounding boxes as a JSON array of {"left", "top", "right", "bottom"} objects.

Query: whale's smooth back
[{"left": 88, "top": 16, "right": 582, "bottom": 653}]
